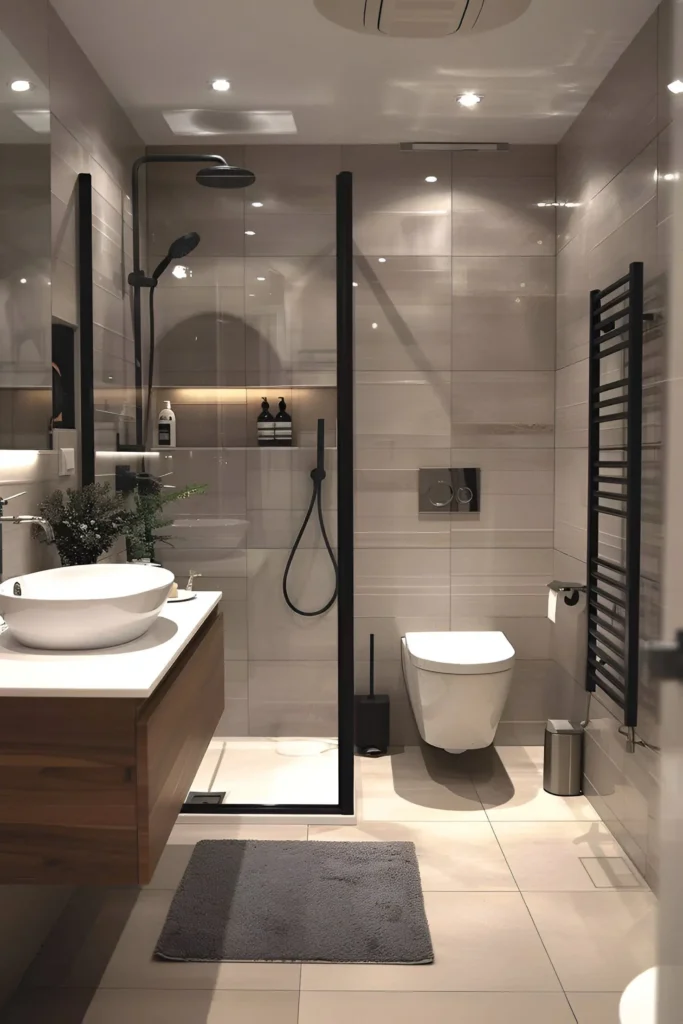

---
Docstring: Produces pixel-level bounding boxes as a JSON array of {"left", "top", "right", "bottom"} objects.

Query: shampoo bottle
[
  {"left": 275, "top": 396, "right": 293, "bottom": 447},
  {"left": 257, "top": 397, "right": 275, "bottom": 447},
  {"left": 158, "top": 400, "right": 177, "bottom": 447}
]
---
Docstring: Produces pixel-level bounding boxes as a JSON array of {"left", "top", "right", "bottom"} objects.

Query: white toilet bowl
[{"left": 401, "top": 631, "right": 515, "bottom": 753}]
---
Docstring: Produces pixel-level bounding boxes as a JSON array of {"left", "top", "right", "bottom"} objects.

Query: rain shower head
[
  {"left": 152, "top": 232, "right": 201, "bottom": 281},
  {"left": 196, "top": 164, "right": 256, "bottom": 189}
]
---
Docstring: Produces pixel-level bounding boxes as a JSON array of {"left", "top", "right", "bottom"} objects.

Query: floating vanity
[{"left": 0, "top": 592, "right": 224, "bottom": 886}]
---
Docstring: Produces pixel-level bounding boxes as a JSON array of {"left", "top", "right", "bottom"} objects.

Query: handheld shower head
[
  {"left": 196, "top": 164, "right": 256, "bottom": 189},
  {"left": 168, "top": 231, "right": 200, "bottom": 259},
  {"left": 152, "top": 232, "right": 201, "bottom": 281}
]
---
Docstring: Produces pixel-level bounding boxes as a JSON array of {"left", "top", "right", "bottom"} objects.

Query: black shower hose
[{"left": 282, "top": 466, "right": 338, "bottom": 616}]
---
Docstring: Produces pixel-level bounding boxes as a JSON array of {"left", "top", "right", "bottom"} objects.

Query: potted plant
[
  {"left": 37, "top": 483, "right": 131, "bottom": 566},
  {"left": 126, "top": 478, "right": 207, "bottom": 564}
]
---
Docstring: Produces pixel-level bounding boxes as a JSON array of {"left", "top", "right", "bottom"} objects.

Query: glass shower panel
[{"left": 144, "top": 147, "right": 342, "bottom": 810}]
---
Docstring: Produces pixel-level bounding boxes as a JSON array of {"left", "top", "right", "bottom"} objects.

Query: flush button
[
  {"left": 419, "top": 468, "right": 480, "bottom": 514},
  {"left": 428, "top": 479, "right": 454, "bottom": 508}
]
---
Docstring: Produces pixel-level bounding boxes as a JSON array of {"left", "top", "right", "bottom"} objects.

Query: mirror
[{"left": 0, "top": 23, "right": 51, "bottom": 449}]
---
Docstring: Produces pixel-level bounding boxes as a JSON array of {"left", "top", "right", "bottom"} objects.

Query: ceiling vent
[{"left": 314, "top": 0, "right": 532, "bottom": 37}]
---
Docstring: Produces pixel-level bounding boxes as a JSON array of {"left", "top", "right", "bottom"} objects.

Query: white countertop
[{"left": 0, "top": 592, "right": 221, "bottom": 698}]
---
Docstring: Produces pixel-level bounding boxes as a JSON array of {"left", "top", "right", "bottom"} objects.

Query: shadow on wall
[{"left": 155, "top": 312, "right": 273, "bottom": 388}]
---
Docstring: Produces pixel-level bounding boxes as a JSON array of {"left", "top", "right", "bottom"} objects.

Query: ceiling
[
  {"left": 51, "top": 0, "right": 661, "bottom": 145},
  {"left": 0, "top": 30, "right": 50, "bottom": 143}
]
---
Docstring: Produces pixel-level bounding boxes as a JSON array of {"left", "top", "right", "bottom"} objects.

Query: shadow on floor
[{"left": 386, "top": 741, "right": 516, "bottom": 809}]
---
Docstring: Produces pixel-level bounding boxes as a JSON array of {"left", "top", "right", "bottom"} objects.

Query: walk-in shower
[{"left": 127, "top": 155, "right": 355, "bottom": 816}]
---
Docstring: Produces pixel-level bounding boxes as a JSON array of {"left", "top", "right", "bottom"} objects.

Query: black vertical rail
[
  {"left": 77, "top": 174, "right": 95, "bottom": 485},
  {"left": 336, "top": 171, "right": 355, "bottom": 815},
  {"left": 625, "top": 262, "right": 644, "bottom": 729},
  {"left": 586, "top": 288, "right": 602, "bottom": 696}
]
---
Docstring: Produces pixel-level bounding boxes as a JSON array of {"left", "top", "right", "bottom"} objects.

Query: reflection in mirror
[{"left": 0, "top": 27, "right": 51, "bottom": 449}]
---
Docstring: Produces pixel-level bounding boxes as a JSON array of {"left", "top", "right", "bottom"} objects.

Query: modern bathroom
[{"left": 1, "top": 0, "right": 682, "bottom": 1022}]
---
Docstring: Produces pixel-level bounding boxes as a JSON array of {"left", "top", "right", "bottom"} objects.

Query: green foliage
[
  {"left": 37, "top": 483, "right": 131, "bottom": 566},
  {"left": 126, "top": 481, "right": 207, "bottom": 563}
]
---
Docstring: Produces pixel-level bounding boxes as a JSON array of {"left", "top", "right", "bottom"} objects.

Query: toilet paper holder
[{"left": 547, "top": 580, "right": 587, "bottom": 607}]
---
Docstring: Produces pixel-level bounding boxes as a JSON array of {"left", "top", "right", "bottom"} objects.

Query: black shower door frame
[{"left": 181, "top": 171, "right": 356, "bottom": 817}]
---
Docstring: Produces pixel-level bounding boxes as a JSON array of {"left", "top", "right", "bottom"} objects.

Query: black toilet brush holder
[{"left": 354, "top": 634, "right": 390, "bottom": 757}]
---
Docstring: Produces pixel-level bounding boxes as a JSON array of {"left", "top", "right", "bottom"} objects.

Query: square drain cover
[
  {"left": 580, "top": 856, "right": 642, "bottom": 888},
  {"left": 186, "top": 791, "right": 226, "bottom": 806}
]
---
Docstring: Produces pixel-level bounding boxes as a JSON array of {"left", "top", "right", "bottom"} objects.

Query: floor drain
[{"left": 186, "top": 791, "right": 226, "bottom": 805}]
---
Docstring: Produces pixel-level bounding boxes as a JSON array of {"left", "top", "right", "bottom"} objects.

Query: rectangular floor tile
[
  {"left": 301, "top": 891, "right": 560, "bottom": 991},
  {"left": 524, "top": 891, "right": 657, "bottom": 992},
  {"left": 24, "top": 889, "right": 300, "bottom": 992},
  {"left": 471, "top": 750, "right": 600, "bottom": 823},
  {"left": 299, "top": 991, "right": 577, "bottom": 1023},
  {"left": 149, "top": 823, "right": 310, "bottom": 889},
  {"left": 309, "top": 821, "right": 516, "bottom": 890},
  {"left": 567, "top": 992, "right": 622, "bottom": 1023},
  {"left": 358, "top": 751, "right": 486, "bottom": 821},
  {"left": 4, "top": 989, "right": 299, "bottom": 1024},
  {"left": 492, "top": 821, "right": 644, "bottom": 891}
]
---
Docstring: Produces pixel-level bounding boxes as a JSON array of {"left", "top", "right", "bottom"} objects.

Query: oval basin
[{"left": 0, "top": 564, "right": 174, "bottom": 650}]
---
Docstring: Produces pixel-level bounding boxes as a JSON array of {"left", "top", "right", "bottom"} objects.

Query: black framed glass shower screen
[{"left": 179, "top": 171, "right": 355, "bottom": 817}]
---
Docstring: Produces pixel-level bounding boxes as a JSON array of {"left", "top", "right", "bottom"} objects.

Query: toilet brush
[{"left": 354, "top": 633, "right": 390, "bottom": 757}]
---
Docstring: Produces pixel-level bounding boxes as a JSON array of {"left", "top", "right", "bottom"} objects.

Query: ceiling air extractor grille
[{"left": 314, "top": 0, "right": 532, "bottom": 37}]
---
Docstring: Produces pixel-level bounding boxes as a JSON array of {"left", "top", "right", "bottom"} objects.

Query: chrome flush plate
[{"left": 418, "top": 468, "right": 480, "bottom": 514}]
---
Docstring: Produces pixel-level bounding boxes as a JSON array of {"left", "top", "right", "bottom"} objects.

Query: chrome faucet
[{"left": 0, "top": 493, "right": 55, "bottom": 582}]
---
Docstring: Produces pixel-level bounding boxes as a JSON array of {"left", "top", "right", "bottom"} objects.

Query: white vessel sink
[{"left": 0, "top": 564, "right": 174, "bottom": 651}]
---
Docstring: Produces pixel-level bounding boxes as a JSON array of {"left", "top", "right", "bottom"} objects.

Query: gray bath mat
[{"left": 155, "top": 839, "right": 434, "bottom": 965}]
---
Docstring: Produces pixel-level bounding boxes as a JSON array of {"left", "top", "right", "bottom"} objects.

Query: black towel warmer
[{"left": 586, "top": 262, "right": 649, "bottom": 750}]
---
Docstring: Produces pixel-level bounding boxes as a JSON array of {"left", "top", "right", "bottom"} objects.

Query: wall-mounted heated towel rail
[{"left": 586, "top": 262, "right": 646, "bottom": 738}]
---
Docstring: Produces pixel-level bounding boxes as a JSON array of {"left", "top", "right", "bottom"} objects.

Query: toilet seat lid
[{"left": 404, "top": 631, "right": 515, "bottom": 674}]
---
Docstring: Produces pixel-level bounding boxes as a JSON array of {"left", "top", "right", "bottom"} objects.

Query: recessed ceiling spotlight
[
  {"left": 256, "top": 276, "right": 266, "bottom": 281},
  {"left": 378, "top": 257, "right": 387, "bottom": 263},
  {"left": 10, "top": 79, "right": 31, "bottom": 92},
  {"left": 245, "top": 230, "right": 256, "bottom": 236},
  {"left": 353, "top": 282, "right": 358, "bottom": 287},
  {"left": 211, "top": 78, "right": 231, "bottom": 92},
  {"left": 668, "top": 80, "right": 683, "bottom": 94},
  {"left": 425, "top": 175, "right": 438, "bottom": 183},
  {"left": 371, "top": 322, "right": 378, "bottom": 330},
  {"left": 458, "top": 92, "right": 481, "bottom": 109},
  {"left": 251, "top": 201, "right": 263, "bottom": 208},
  {"left": 19, "top": 277, "right": 27, "bottom": 284}
]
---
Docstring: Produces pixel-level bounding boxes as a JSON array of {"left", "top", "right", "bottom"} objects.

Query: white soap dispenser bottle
[{"left": 158, "top": 400, "right": 177, "bottom": 447}]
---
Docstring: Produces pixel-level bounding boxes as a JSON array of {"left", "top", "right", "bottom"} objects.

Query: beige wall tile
[
  {"left": 452, "top": 177, "right": 556, "bottom": 257},
  {"left": 452, "top": 257, "right": 555, "bottom": 372}
]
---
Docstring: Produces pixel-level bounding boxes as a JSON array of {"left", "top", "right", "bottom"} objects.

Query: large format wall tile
[
  {"left": 354, "top": 257, "right": 451, "bottom": 374},
  {"left": 344, "top": 146, "right": 452, "bottom": 257},
  {"left": 247, "top": 548, "right": 337, "bottom": 660},
  {"left": 451, "top": 177, "right": 556, "bottom": 257},
  {"left": 452, "top": 257, "right": 556, "bottom": 372},
  {"left": 355, "top": 547, "right": 451, "bottom": 620},
  {"left": 356, "top": 371, "right": 452, "bottom": 449},
  {"left": 452, "top": 371, "right": 555, "bottom": 448},
  {"left": 244, "top": 145, "right": 341, "bottom": 257},
  {"left": 244, "top": 257, "right": 336, "bottom": 386}
]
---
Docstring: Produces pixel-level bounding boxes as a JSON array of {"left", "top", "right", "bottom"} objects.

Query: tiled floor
[
  {"left": 190, "top": 737, "right": 339, "bottom": 805},
  {"left": 5, "top": 745, "right": 657, "bottom": 1023}
]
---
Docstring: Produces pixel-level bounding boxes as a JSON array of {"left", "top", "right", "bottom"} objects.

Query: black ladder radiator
[{"left": 586, "top": 262, "right": 646, "bottom": 737}]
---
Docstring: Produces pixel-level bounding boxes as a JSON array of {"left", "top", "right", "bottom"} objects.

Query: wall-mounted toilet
[{"left": 401, "top": 631, "right": 515, "bottom": 753}]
